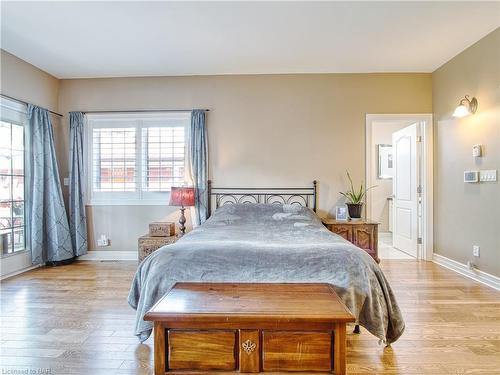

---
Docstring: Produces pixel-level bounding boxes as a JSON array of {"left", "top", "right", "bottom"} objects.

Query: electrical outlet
[
  {"left": 63, "top": 177, "right": 70, "bottom": 186},
  {"left": 97, "top": 239, "right": 109, "bottom": 247},
  {"left": 97, "top": 235, "right": 109, "bottom": 247},
  {"left": 472, "top": 245, "right": 480, "bottom": 257}
]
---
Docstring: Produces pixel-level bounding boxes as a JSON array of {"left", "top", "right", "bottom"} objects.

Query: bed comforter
[{"left": 128, "top": 203, "right": 404, "bottom": 344}]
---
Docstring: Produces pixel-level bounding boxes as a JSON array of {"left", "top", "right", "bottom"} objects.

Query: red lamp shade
[{"left": 169, "top": 187, "right": 195, "bottom": 207}]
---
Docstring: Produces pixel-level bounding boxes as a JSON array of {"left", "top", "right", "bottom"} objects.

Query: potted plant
[{"left": 339, "top": 171, "right": 376, "bottom": 220}]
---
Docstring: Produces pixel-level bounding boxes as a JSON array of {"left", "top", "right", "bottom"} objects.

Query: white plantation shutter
[
  {"left": 92, "top": 127, "right": 137, "bottom": 192},
  {"left": 142, "top": 126, "right": 185, "bottom": 192},
  {"left": 87, "top": 112, "right": 190, "bottom": 204}
]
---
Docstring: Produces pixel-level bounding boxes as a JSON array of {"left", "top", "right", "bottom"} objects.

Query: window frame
[
  {"left": 85, "top": 112, "right": 191, "bottom": 206},
  {"left": 0, "top": 97, "right": 29, "bottom": 257}
]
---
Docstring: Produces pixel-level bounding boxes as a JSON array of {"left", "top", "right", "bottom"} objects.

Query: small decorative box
[{"left": 149, "top": 222, "right": 176, "bottom": 237}]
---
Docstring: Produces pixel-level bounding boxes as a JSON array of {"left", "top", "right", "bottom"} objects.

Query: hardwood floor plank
[
  {"left": 0, "top": 348, "right": 66, "bottom": 358},
  {"left": 0, "top": 260, "right": 499, "bottom": 374}
]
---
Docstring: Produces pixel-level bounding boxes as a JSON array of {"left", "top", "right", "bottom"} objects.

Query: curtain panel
[
  {"left": 69, "top": 112, "right": 88, "bottom": 256},
  {"left": 189, "top": 110, "right": 208, "bottom": 225},
  {"left": 27, "top": 104, "right": 73, "bottom": 264}
]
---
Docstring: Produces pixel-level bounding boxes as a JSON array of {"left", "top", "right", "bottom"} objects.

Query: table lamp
[{"left": 169, "top": 187, "right": 195, "bottom": 236}]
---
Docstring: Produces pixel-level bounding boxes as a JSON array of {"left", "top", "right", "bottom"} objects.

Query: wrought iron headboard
[{"left": 207, "top": 180, "right": 317, "bottom": 217}]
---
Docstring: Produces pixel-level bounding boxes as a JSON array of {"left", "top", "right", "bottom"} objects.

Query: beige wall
[
  {"left": 0, "top": 49, "right": 62, "bottom": 276},
  {"left": 1, "top": 50, "right": 59, "bottom": 111},
  {"left": 58, "top": 73, "right": 432, "bottom": 250},
  {"left": 432, "top": 28, "right": 500, "bottom": 277}
]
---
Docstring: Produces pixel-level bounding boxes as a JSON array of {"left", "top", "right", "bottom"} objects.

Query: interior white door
[{"left": 392, "top": 123, "right": 418, "bottom": 257}]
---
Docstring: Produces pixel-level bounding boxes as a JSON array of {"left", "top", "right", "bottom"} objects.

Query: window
[
  {"left": 0, "top": 98, "right": 27, "bottom": 255},
  {"left": 88, "top": 112, "right": 190, "bottom": 204}
]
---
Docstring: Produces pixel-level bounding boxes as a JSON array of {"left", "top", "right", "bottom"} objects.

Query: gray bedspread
[{"left": 128, "top": 203, "right": 405, "bottom": 344}]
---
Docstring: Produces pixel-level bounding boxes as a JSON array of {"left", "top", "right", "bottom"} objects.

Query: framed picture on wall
[
  {"left": 335, "top": 206, "right": 348, "bottom": 221},
  {"left": 378, "top": 144, "right": 393, "bottom": 179}
]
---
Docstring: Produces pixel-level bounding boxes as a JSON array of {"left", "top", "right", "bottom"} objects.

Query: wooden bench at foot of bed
[{"left": 144, "top": 283, "right": 355, "bottom": 375}]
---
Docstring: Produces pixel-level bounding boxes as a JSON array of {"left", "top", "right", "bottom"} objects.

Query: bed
[{"left": 128, "top": 182, "right": 405, "bottom": 344}]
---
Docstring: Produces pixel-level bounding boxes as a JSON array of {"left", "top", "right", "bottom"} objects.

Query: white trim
[
  {"left": 421, "top": 118, "right": 434, "bottom": 261},
  {"left": 1, "top": 249, "right": 29, "bottom": 259},
  {"left": 0, "top": 97, "right": 27, "bottom": 124},
  {"left": 433, "top": 253, "right": 500, "bottom": 291},
  {"left": 0, "top": 264, "right": 42, "bottom": 281},
  {"left": 365, "top": 114, "right": 433, "bottom": 261},
  {"left": 77, "top": 250, "right": 137, "bottom": 261}
]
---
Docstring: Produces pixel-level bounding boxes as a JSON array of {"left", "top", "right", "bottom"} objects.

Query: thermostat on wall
[
  {"left": 464, "top": 171, "right": 479, "bottom": 183},
  {"left": 472, "top": 144, "right": 482, "bottom": 157}
]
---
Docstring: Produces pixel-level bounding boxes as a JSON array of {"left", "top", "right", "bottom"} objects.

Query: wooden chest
[
  {"left": 144, "top": 283, "right": 355, "bottom": 375},
  {"left": 322, "top": 219, "right": 379, "bottom": 263},
  {"left": 138, "top": 234, "right": 177, "bottom": 262}
]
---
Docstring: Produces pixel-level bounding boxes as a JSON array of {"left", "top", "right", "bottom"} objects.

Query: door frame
[{"left": 365, "top": 114, "right": 433, "bottom": 261}]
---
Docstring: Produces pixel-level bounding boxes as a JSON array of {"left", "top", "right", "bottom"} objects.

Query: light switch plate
[
  {"left": 479, "top": 170, "right": 497, "bottom": 182},
  {"left": 63, "top": 177, "right": 70, "bottom": 186}
]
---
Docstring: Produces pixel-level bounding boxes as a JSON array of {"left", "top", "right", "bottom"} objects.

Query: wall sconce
[{"left": 452, "top": 95, "right": 478, "bottom": 118}]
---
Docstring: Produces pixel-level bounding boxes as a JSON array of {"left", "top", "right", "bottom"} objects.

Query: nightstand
[
  {"left": 138, "top": 234, "right": 177, "bottom": 262},
  {"left": 322, "top": 219, "right": 379, "bottom": 263}
]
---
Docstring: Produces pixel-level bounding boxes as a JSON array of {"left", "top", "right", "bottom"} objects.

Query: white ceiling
[{"left": 1, "top": 1, "right": 499, "bottom": 79}]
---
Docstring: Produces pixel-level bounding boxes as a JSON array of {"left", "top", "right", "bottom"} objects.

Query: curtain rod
[
  {"left": 0, "top": 93, "right": 64, "bottom": 117},
  {"left": 82, "top": 109, "right": 210, "bottom": 114}
]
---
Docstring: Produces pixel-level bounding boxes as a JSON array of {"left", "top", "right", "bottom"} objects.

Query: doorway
[{"left": 365, "top": 114, "right": 433, "bottom": 261}]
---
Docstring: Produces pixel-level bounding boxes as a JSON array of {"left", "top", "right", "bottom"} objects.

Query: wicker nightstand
[{"left": 138, "top": 234, "right": 177, "bottom": 262}]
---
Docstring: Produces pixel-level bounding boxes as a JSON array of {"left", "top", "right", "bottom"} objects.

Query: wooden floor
[{"left": 1, "top": 260, "right": 499, "bottom": 375}]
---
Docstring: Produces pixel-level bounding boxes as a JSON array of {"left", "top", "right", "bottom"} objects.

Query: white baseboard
[
  {"left": 0, "top": 264, "right": 42, "bottom": 281},
  {"left": 433, "top": 253, "right": 500, "bottom": 291},
  {"left": 77, "top": 251, "right": 137, "bottom": 261}
]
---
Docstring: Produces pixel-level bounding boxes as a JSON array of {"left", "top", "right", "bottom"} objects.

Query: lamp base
[{"left": 178, "top": 206, "right": 187, "bottom": 237}]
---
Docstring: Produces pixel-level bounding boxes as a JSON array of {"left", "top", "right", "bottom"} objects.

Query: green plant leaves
[{"left": 340, "top": 170, "right": 377, "bottom": 204}]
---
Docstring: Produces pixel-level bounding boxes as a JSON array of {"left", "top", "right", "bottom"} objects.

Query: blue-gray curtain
[
  {"left": 190, "top": 110, "right": 208, "bottom": 225},
  {"left": 69, "top": 112, "right": 88, "bottom": 256},
  {"left": 27, "top": 104, "right": 73, "bottom": 264}
]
